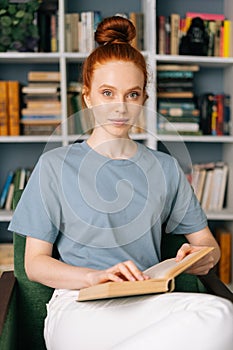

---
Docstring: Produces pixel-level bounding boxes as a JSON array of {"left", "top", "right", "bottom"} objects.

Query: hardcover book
[{"left": 78, "top": 247, "right": 213, "bottom": 301}]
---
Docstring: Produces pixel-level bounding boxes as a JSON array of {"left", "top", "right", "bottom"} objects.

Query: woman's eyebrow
[{"left": 98, "top": 84, "right": 142, "bottom": 91}]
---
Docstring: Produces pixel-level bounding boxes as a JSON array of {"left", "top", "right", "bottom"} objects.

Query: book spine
[
  {"left": 215, "top": 94, "right": 224, "bottom": 136},
  {"left": 158, "top": 108, "right": 199, "bottom": 118},
  {"left": 157, "top": 91, "right": 194, "bottom": 98},
  {"left": 0, "top": 81, "right": 8, "bottom": 136},
  {"left": 223, "top": 94, "right": 231, "bottom": 135},
  {"left": 7, "top": 81, "right": 20, "bottom": 136},
  {"left": 71, "top": 13, "right": 80, "bottom": 52},
  {"left": 216, "top": 229, "right": 232, "bottom": 284},
  {"left": 223, "top": 20, "right": 231, "bottom": 57},
  {"left": 170, "top": 14, "right": 180, "bottom": 55},
  {"left": 165, "top": 17, "right": 171, "bottom": 55},
  {"left": 65, "top": 14, "right": 72, "bottom": 52},
  {"left": 199, "top": 93, "right": 214, "bottom": 135},
  {"left": 214, "top": 20, "right": 222, "bottom": 57},
  {"left": 207, "top": 21, "right": 216, "bottom": 57},
  {"left": 157, "top": 15, "right": 166, "bottom": 54},
  {"left": 50, "top": 13, "right": 58, "bottom": 52},
  {"left": 28, "top": 71, "right": 61, "bottom": 82},
  {"left": 0, "top": 171, "right": 14, "bottom": 208},
  {"left": 157, "top": 71, "right": 194, "bottom": 79}
]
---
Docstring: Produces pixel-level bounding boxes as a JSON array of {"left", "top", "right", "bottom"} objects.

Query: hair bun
[{"left": 95, "top": 16, "right": 136, "bottom": 46}]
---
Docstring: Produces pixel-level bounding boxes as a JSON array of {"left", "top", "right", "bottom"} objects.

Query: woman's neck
[{"left": 87, "top": 129, "right": 137, "bottom": 159}]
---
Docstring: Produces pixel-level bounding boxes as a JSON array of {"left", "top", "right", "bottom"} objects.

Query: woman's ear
[{"left": 82, "top": 86, "right": 92, "bottom": 109}]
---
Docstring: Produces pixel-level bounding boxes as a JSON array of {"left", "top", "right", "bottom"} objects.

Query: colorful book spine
[
  {"left": 170, "top": 13, "right": 180, "bottom": 55},
  {"left": 7, "top": 81, "right": 20, "bottom": 136},
  {"left": 223, "top": 20, "right": 231, "bottom": 57},
  {"left": 0, "top": 171, "right": 14, "bottom": 208},
  {"left": 0, "top": 81, "right": 8, "bottom": 136},
  {"left": 216, "top": 228, "right": 232, "bottom": 284}
]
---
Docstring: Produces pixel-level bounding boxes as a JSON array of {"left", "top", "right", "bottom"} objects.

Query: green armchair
[{"left": 0, "top": 190, "right": 231, "bottom": 350}]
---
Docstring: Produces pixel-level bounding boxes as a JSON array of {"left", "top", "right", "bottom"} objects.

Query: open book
[{"left": 78, "top": 246, "right": 213, "bottom": 301}]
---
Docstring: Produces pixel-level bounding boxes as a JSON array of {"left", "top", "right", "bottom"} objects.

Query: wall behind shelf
[
  {"left": 158, "top": 142, "right": 223, "bottom": 173},
  {"left": 0, "top": 142, "right": 61, "bottom": 192},
  {"left": 194, "top": 68, "right": 223, "bottom": 95},
  {"left": 157, "top": 0, "right": 223, "bottom": 17},
  {"left": 66, "top": 0, "right": 141, "bottom": 17},
  {"left": 0, "top": 63, "right": 59, "bottom": 85}
]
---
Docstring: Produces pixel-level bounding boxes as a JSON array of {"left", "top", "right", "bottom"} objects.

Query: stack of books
[
  {"left": 21, "top": 71, "right": 61, "bottom": 136},
  {"left": 157, "top": 11, "right": 231, "bottom": 57},
  {"left": 157, "top": 64, "right": 201, "bottom": 135}
]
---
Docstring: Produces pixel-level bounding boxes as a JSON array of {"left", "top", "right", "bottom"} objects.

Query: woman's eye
[
  {"left": 128, "top": 91, "right": 140, "bottom": 99},
  {"left": 103, "top": 90, "right": 112, "bottom": 97}
]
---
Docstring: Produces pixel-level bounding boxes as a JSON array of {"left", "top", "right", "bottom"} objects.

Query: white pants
[{"left": 44, "top": 290, "right": 233, "bottom": 350}]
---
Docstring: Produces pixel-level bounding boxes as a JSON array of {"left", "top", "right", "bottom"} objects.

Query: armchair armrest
[
  {"left": 0, "top": 271, "right": 15, "bottom": 336},
  {"left": 198, "top": 269, "right": 233, "bottom": 303}
]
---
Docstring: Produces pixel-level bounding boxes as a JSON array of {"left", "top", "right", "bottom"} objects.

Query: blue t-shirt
[{"left": 8, "top": 141, "right": 207, "bottom": 271}]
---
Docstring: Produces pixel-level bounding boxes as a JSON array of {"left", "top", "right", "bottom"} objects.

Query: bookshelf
[{"left": 0, "top": 0, "right": 233, "bottom": 284}]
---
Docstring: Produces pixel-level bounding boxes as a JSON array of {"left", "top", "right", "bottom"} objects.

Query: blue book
[{"left": 0, "top": 171, "right": 14, "bottom": 209}]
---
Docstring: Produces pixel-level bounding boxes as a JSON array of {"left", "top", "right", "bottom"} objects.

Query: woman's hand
[
  {"left": 175, "top": 243, "right": 215, "bottom": 275},
  {"left": 86, "top": 260, "right": 150, "bottom": 287}
]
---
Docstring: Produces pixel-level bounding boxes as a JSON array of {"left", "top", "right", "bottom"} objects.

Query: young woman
[{"left": 9, "top": 16, "right": 233, "bottom": 350}]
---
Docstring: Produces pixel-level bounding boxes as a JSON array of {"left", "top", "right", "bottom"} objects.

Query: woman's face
[{"left": 83, "top": 60, "right": 146, "bottom": 137}]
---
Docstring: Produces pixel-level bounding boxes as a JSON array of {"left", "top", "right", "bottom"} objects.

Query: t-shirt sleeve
[
  {"left": 164, "top": 158, "right": 207, "bottom": 235},
  {"left": 8, "top": 156, "right": 61, "bottom": 243}
]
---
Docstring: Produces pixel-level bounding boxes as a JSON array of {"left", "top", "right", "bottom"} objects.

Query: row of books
[
  {"left": 65, "top": 11, "right": 144, "bottom": 53},
  {"left": 157, "top": 11, "right": 231, "bottom": 57},
  {"left": 22, "top": 71, "right": 62, "bottom": 136},
  {"left": 65, "top": 11, "right": 101, "bottom": 53},
  {"left": 0, "top": 168, "right": 32, "bottom": 211},
  {"left": 191, "top": 161, "right": 228, "bottom": 212}
]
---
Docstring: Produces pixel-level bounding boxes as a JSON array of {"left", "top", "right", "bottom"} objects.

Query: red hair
[{"left": 82, "top": 16, "right": 148, "bottom": 106}]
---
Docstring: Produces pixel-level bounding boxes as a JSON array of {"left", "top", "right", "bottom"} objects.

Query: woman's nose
[{"left": 115, "top": 99, "right": 127, "bottom": 114}]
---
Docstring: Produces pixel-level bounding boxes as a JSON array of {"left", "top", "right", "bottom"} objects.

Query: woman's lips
[{"left": 108, "top": 118, "right": 130, "bottom": 126}]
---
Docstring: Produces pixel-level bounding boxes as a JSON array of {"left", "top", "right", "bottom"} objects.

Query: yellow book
[
  {"left": 223, "top": 20, "right": 231, "bottom": 57},
  {"left": 0, "top": 81, "right": 8, "bottom": 136},
  {"left": 7, "top": 81, "right": 20, "bottom": 136},
  {"left": 78, "top": 247, "right": 213, "bottom": 301}
]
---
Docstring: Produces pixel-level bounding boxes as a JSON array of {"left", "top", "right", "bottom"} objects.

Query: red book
[
  {"left": 215, "top": 94, "right": 224, "bottom": 136},
  {"left": 186, "top": 12, "right": 225, "bottom": 21}
]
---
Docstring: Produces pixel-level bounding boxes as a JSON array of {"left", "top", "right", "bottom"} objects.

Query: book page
[{"left": 144, "top": 247, "right": 213, "bottom": 279}]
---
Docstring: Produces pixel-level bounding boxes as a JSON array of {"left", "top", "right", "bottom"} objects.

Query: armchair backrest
[{"left": 13, "top": 190, "right": 53, "bottom": 350}]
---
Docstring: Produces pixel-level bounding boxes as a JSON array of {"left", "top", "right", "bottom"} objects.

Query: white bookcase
[{"left": 0, "top": 0, "right": 233, "bottom": 283}]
